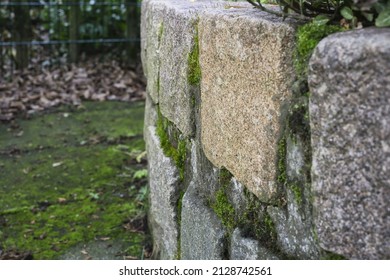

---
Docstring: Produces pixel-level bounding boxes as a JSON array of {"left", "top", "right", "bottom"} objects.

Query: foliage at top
[{"left": 247, "top": 0, "right": 390, "bottom": 28}]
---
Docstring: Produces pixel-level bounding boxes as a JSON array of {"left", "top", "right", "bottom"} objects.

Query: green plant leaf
[
  {"left": 376, "top": 8, "right": 390, "bottom": 27},
  {"left": 362, "top": 12, "right": 374, "bottom": 22},
  {"left": 340, "top": 6, "right": 354, "bottom": 20},
  {"left": 313, "top": 15, "right": 330, "bottom": 26},
  {"left": 133, "top": 169, "right": 148, "bottom": 180},
  {"left": 373, "top": 2, "right": 386, "bottom": 13}
]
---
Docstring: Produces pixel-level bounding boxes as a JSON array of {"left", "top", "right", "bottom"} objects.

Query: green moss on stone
[
  {"left": 156, "top": 108, "right": 187, "bottom": 181},
  {"left": 290, "top": 183, "right": 303, "bottom": 205},
  {"left": 295, "top": 22, "right": 343, "bottom": 76},
  {"left": 213, "top": 188, "right": 236, "bottom": 231},
  {"left": 158, "top": 23, "right": 164, "bottom": 44},
  {"left": 264, "top": 212, "right": 276, "bottom": 237},
  {"left": 321, "top": 251, "right": 347, "bottom": 260},
  {"left": 175, "top": 190, "right": 185, "bottom": 260},
  {"left": 187, "top": 24, "right": 201, "bottom": 86},
  {"left": 210, "top": 168, "right": 236, "bottom": 231},
  {"left": 277, "top": 137, "right": 287, "bottom": 184}
]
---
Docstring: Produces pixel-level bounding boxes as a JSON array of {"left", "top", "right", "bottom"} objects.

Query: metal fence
[{"left": 0, "top": 0, "right": 141, "bottom": 71}]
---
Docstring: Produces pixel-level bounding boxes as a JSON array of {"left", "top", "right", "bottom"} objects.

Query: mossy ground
[{"left": 0, "top": 101, "right": 150, "bottom": 259}]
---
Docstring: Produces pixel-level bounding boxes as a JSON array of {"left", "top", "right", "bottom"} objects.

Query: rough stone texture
[
  {"left": 141, "top": 0, "right": 166, "bottom": 103},
  {"left": 286, "top": 135, "right": 305, "bottom": 181},
  {"left": 199, "top": 6, "right": 298, "bottom": 202},
  {"left": 228, "top": 178, "right": 248, "bottom": 217},
  {"left": 180, "top": 182, "right": 226, "bottom": 260},
  {"left": 158, "top": 2, "right": 198, "bottom": 137},
  {"left": 189, "top": 139, "right": 219, "bottom": 198},
  {"left": 267, "top": 188, "right": 320, "bottom": 259},
  {"left": 230, "top": 228, "right": 279, "bottom": 260},
  {"left": 141, "top": 0, "right": 225, "bottom": 136},
  {"left": 309, "top": 28, "right": 390, "bottom": 259},
  {"left": 145, "top": 125, "right": 180, "bottom": 259},
  {"left": 144, "top": 93, "right": 158, "bottom": 132}
]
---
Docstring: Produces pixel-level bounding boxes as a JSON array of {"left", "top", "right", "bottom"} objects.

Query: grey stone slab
[
  {"left": 230, "top": 228, "right": 279, "bottom": 260},
  {"left": 267, "top": 188, "right": 320, "bottom": 259},
  {"left": 145, "top": 125, "right": 180, "bottom": 259},
  {"left": 228, "top": 178, "right": 248, "bottom": 217},
  {"left": 158, "top": 3, "right": 198, "bottom": 137},
  {"left": 141, "top": 0, "right": 166, "bottom": 103},
  {"left": 199, "top": 6, "right": 298, "bottom": 202},
  {"left": 189, "top": 139, "right": 219, "bottom": 198},
  {"left": 180, "top": 182, "right": 226, "bottom": 260},
  {"left": 286, "top": 135, "right": 305, "bottom": 181},
  {"left": 309, "top": 28, "right": 390, "bottom": 259}
]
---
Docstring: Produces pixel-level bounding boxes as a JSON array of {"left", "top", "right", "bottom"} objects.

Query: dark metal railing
[{"left": 0, "top": 0, "right": 141, "bottom": 71}]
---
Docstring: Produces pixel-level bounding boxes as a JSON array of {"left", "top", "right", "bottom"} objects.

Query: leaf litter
[{"left": 0, "top": 57, "right": 146, "bottom": 121}]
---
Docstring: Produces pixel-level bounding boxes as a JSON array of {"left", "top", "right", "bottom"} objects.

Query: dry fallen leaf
[{"left": 0, "top": 57, "right": 146, "bottom": 121}]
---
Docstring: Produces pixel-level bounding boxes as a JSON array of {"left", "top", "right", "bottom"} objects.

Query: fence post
[
  {"left": 126, "top": 0, "right": 139, "bottom": 62},
  {"left": 14, "top": 0, "right": 31, "bottom": 69},
  {"left": 68, "top": 0, "right": 80, "bottom": 63}
]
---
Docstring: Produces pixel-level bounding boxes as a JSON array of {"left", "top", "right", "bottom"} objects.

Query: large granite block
[
  {"left": 199, "top": 6, "right": 297, "bottom": 202},
  {"left": 158, "top": 2, "right": 199, "bottom": 137},
  {"left": 145, "top": 125, "right": 180, "bottom": 259},
  {"left": 141, "top": 0, "right": 225, "bottom": 136},
  {"left": 309, "top": 28, "right": 390, "bottom": 259}
]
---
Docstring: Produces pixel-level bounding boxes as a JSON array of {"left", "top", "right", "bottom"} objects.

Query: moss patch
[
  {"left": 290, "top": 183, "right": 303, "bottom": 205},
  {"left": 158, "top": 23, "right": 164, "bottom": 44},
  {"left": 187, "top": 23, "right": 201, "bottom": 86},
  {"left": 156, "top": 108, "right": 187, "bottom": 181},
  {"left": 210, "top": 168, "right": 236, "bottom": 231},
  {"left": 321, "top": 251, "right": 347, "bottom": 260},
  {"left": 0, "top": 101, "right": 149, "bottom": 259},
  {"left": 295, "top": 22, "right": 343, "bottom": 76},
  {"left": 277, "top": 136, "right": 287, "bottom": 185}
]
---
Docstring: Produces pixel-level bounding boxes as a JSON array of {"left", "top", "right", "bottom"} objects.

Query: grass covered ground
[{"left": 0, "top": 101, "right": 150, "bottom": 260}]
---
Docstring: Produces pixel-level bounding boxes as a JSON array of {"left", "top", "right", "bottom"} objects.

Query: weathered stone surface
[
  {"left": 286, "top": 135, "right": 305, "bottom": 181},
  {"left": 141, "top": 0, "right": 166, "bottom": 103},
  {"left": 158, "top": 2, "right": 198, "bottom": 137},
  {"left": 199, "top": 6, "right": 297, "bottom": 202},
  {"left": 141, "top": 0, "right": 225, "bottom": 136},
  {"left": 309, "top": 28, "right": 390, "bottom": 259},
  {"left": 228, "top": 178, "right": 248, "bottom": 217},
  {"left": 189, "top": 139, "right": 219, "bottom": 198},
  {"left": 145, "top": 125, "right": 180, "bottom": 259},
  {"left": 181, "top": 182, "right": 226, "bottom": 260},
  {"left": 230, "top": 228, "right": 279, "bottom": 260},
  {"left": 267, "top": 188, "right": 320, "bottom": 259},
  {"left": 144, "top": 93, "right": 158, "bottom": 133}
]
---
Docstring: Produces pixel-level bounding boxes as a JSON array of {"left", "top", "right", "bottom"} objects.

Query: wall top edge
[{"left": 143, "top": 0, "right": 303, "bottom": 27}]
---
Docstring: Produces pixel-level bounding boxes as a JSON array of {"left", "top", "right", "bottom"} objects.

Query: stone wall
[{"left": 141, "top": 0, "right": 390, "bottom": 260}]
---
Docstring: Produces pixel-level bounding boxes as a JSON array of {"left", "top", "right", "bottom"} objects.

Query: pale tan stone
[{"left": 199, "top": 8, "right": 297, "bottom": 202}]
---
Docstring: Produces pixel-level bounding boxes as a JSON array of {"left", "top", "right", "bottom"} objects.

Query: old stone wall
[{"left": 141, "top": 0, "right": 390, "bottom": 260}]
